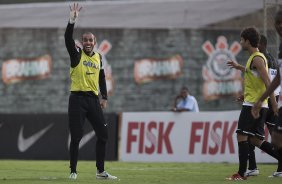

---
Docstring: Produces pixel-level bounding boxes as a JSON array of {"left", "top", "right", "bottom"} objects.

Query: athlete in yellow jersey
[
  {"left": 226, "top": 27, "right": 279, "bottom": 180},
  {"left": 70, "top": 51, "right": 101, "bottom": 94},
  {"left": 65, "top": 3, "right": 117, "bottom": 180},
  {"left": 244, "top": 51, "right": 268, "bottom": 105}
]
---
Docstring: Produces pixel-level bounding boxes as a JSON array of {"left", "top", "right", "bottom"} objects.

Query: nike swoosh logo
[
  {"left": 68, "top": 130, "right": 96, "bottom": 150},
  {"left": 97, "top": 174, "right": 108, "bottom": 178},
  {"left": 18, "top": 124, "right": 53, "bottom": 152}
]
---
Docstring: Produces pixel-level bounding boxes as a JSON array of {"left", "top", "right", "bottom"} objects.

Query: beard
[{"left": 83, "top": 47, "right": 93, "bottom": 55}]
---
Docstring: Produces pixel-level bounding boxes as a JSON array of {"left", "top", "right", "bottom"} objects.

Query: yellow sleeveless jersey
[
  {"left": 244, "top": 51, "right": 268, "bottom": 105},
  {"left": 70, "top": 51, "right": 101, "bottom": 95}
]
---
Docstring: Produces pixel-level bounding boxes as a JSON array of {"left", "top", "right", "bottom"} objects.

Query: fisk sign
[
  {"left": 120, "top": 111, "right": 275, "bottom": 163},
  {"left": 126, "top": 121, "right": 174, "bottom": 154}
]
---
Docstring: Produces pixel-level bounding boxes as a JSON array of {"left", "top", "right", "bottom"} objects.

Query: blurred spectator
[{"left": 172, "top": 87, "right": 199, "bottom": 112}]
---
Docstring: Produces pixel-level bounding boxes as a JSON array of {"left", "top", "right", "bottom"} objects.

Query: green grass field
[{"left": 0, "top": 160, "right": 281, "bottom": 184}]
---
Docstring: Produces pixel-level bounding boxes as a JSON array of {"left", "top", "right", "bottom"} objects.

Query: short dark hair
[
  {"left": 240, "top": 27, "right": 260, "bottom": 47},
  {"left": 259, "top": 34, "right": 267, "bottom": 47},
  {"left": 82, "top": 32, "right": 96, "bottom": 42},
  {"left": 181, "top": 86, "right": 189, "bottom": 93}
]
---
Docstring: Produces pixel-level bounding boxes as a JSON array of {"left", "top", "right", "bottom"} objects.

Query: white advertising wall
[{"left": 120, "top": 111, "right": 276, "bottom": 163}]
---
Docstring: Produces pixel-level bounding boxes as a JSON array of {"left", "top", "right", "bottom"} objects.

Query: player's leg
[
  {"left": 246, "top": 105, "right": 274, "bottom": 177},
  {"left": 246, "top": 139, "right": 259, "bottom": 176},
  {"left": 267, "top": 103, "right": 282, "bottom": 176},
  {"left": 227, "top": 106, "right": 253, "bottom": 180},
  {"left": 265, "top": 97, "right": 277, "bottom": 135},
  {"left": 68, "top": 93, "right": 86, "bottom": 178},
  {"left": 249, "top": 107, "right": 282, "bottom": 178},
  {"left": 86, "top": 96, "right": 117, "bottom": 179},
  {"left": 270, "top": 130, "right": 282, "bottom": 177},
  {"left": 87, "top": 96, "right": 108, "bottom": 172},
  {"left": 269, "top": 108, "right": 282, "bottom": 177},
  {"left": 237, "top": 106, "right": 265, "bottom": 178},
  {"left": 251, "top": 130, "right": 281, "bottom": 177},
  {"left": 237, "top": 133, "right": 249, "bottom": 178},
  {"left": 249, "top": 107, "right": 278, "bottom": 158},
  {"left": 87, "top": 96, "right": 117, "bottom": 179}
]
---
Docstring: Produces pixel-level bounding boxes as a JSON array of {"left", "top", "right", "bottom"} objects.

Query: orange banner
[
  {"left": 134, "top": 55, "right": 184, "bottom": 84},
  {"left": 2, "top": 54, "right": 52, "bottom": 84}
]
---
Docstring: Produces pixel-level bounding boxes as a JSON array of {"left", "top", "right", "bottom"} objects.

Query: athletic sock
[
  {"left": 277, "top": 161, "right": 282, "bottom": 172},
  {"left": 70, "top": 166, "right": 77, "bottom": 173},
  {"left": 248, "top": 142, "right": 257, "bottom": 170},
  {"left": 238, "top": 141, "right": 249, "bottom": 177},
  {"left": 260, "top": 141, "right": 279, "bottom": 160},
  {"left": 69, "top": 140, "right": 79, "bottom": 174},
  {"left": 96, "top": 139, "right": 106, "bottom": 174},
  {"left": 277, "top": 148, "right": 282, "bottom": 172},
  {"left": 278, "top": 148, "right": 282, "bottom": 159}
]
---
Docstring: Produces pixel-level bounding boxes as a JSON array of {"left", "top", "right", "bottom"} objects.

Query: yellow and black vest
[
  {"left": 244, "top": 51, "right": 268, "bottom": 105},
  {"left": 70, "top": 51, "right": 101, "bottom": 95}
]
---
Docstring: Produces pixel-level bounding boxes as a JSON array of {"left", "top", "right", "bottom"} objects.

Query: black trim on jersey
[
  {"left": 263, "top": 50, "right": 278, "bottom": 69},
  {"left": 98, "top": 53, "right": 108, "bottom": 100},
  {"left": 250, "top": 55, "right": 266, "bottom": 70},
  {"left": 99, "top": 53, "right": 103, "bottom": 68},
  {"left": 279, "top": 43, "right": 282, "bottom": 59},
  {"left": 65, "top": 22, "right": 108, "bottom": 100},
  {"left": 64, "top": 23, "right": 81, "bottom": 68},
  {"left": 99, "top": 69, "right": 107, "bottom": 100}
]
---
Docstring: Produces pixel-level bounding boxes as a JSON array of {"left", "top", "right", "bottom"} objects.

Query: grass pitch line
[{"left": 111, "top": 167, "right": 184, "bottom": 171}]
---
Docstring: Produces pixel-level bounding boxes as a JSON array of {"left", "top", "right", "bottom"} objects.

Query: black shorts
[
  {"left": 68, "top": 92, "right": 108, "bottom": 142},
  {"left": 236, "top": 105, "right": 267, "bottom": 140},
  {"left": 274, "top": 107, "right": 282, "bottom": 133},
  {"left": 265, "top": 96, "right": 279, "bottom": 127}
]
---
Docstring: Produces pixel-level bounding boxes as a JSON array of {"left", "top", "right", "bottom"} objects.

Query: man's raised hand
[
  {"left": 227, "top": 60, "right": 238, "bottom": 69},
  {"left": 69, "top": 3, "right": 83, "bottom": 24}
]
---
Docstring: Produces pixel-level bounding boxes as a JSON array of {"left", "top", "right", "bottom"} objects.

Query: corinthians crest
[{"left": 202, "top": 36, "right": 242, "bottom": 101}]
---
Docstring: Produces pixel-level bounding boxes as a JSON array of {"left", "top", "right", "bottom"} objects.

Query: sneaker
[
  {"left": 96, "top": 171, "right": 117, "bottom": 180},
  {"left": 268, "top": 171, "right": 282, "bottom": 177},
  {"left": 69, "top": 172, "right": 77, "bottom": 180},
  {"left": 244, "top": 169, "right": 259, "bottom": 177},
  {"left": 226, "top": 173, "right": 247, "bottom": 181}
]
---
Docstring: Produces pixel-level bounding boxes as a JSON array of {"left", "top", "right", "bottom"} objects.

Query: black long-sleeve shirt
[{"left": 64, "top": 23, "right": 108, "bottom": 100}]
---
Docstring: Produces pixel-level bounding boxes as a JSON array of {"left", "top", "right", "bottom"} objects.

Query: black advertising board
[{"left": 0, "top": 113, "right": 118, "bottom": 160}]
